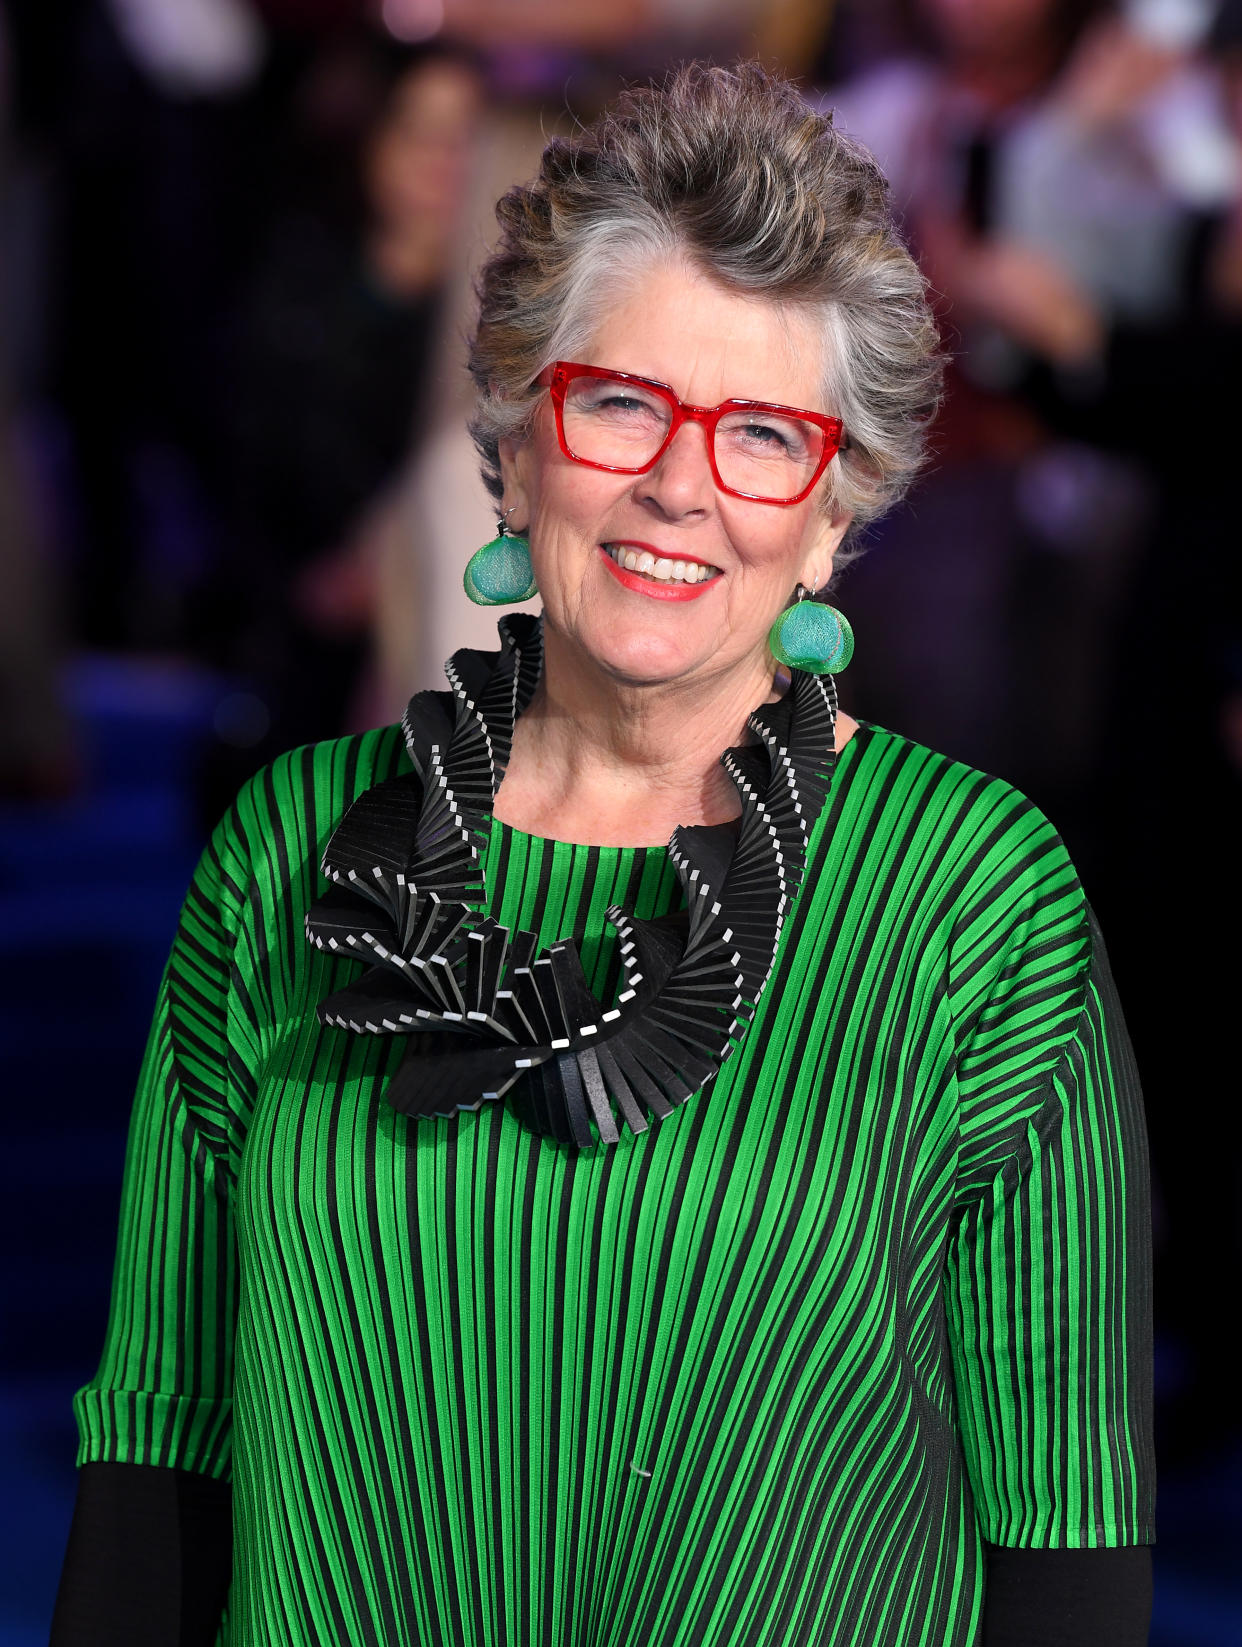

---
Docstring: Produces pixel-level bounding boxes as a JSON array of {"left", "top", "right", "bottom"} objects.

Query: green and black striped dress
[{"left": 75, "top": 627, "right": 1154, "bottom": 1647}]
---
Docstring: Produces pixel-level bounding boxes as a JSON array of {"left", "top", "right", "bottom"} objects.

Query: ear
[
  {"left": 497, "top": 435, "right": 533, "bottom": 534},
  {"left": 798, "top": 503, "right": 852, "bottom": 594}
]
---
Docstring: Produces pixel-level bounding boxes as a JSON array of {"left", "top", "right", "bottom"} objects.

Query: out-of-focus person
[
  {"left": 199, "top": 37, "right": 483, "bottom": 813},
  {"left": 824, "top": 0, "right": 1237, "bottom": 830}
]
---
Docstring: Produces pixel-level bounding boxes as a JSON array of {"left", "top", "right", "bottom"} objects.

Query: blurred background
[{"left": 1, "top": 0, "right": 1239, "bottom": 1640}]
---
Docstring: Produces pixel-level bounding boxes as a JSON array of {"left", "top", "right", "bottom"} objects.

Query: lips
[
  {"left": 598, "top": 543, "right": 721, "bottom": 602},
  {"left": 602, "top": 543, "right": 722, "bottom": 586}
]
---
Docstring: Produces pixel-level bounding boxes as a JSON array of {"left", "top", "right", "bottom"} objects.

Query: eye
[
  {"left": 720, "top": 411, "right": 812, "bottom": 460},
  {"left": 597, "top": 394, "right": 652, "bottom": 414},
  {"left": 742, "top": 422, "right": 792, "bottom": 450},
  {"left": 570, "top": 383, "right": 666, "bottom": 424}
]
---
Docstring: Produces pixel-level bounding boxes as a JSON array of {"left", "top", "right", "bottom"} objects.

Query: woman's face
[
  {"left": 499, "top": 260, "right": 849, "bottom": 694},
  {"left": 366, "top": 58, "right": 480, "bottom": 231}
]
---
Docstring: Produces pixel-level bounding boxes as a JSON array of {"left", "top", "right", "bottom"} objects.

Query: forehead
[{"left": 582, "top": 259, "right": 825, "bottom": 411}]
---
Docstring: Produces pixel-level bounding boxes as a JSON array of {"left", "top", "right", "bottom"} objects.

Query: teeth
[{"left": 606, "top": 545, "right": 717, "bottom": 585}]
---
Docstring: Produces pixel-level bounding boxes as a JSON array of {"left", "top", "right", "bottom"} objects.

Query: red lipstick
[{"left": 597, "top": 544, "right": 719, "bottom": 601}]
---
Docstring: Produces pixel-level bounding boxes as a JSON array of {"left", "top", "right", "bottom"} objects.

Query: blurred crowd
[{"left": 2, "top": 0, "right": 1241, "bottom": 1458}]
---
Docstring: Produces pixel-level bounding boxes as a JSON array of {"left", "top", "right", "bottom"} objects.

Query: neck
[
  {"left": 492, "top": 626, "right": 786, "bottom": 846},
  {"left": 365, "top": 222, "right": 445, "bottom": 298}
]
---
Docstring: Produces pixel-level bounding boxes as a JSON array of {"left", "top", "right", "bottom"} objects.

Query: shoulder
[
  {"left": 848, "top": 725, "right": 1093, "bottom": 1018},
  {"left": 835, "top": 722, "right": 1077, "bottom": 893},
  {"left": 210, "top": 723, "right": 413, "bottom": 908},
  {"left": 829, "top": 722, "right": 1089, "bottom": 985}
]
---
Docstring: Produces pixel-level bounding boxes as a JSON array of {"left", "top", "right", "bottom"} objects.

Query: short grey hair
[{"left": 468, "top": 61, "right": 942, "bottom": 550}]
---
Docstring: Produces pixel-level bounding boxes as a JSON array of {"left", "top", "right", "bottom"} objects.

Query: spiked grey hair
[{"left": 468, "top": 61, "right": 942, "bottom": 552}]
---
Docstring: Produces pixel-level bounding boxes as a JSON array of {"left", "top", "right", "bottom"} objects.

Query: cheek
[
  {"left": 725, "top": 509, "right": 820, "bottom": 588},
  {"left": 530, "top": 483, "right": 597, "bottom": 565},
  {"left": 529, "top": 459, "right": 629, "bottom": 552},
  {"left": 522, "top": 422, "right": 597, "bottom": 525},
  {"left": 526, "top": 474, "right": 621, "bottom": 596}
]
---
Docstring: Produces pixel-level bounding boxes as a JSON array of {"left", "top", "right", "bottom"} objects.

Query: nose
[{"left": 635, "top": 417, "right": 716, "bottom": 519}]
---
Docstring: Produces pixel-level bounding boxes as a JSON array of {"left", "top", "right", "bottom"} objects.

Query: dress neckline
[{"left": 486, "top": 814, "right": 673, "bottom": 857}]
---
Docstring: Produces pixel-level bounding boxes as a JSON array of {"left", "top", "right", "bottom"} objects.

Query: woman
[
  {"left": 53, "top": 63, "right": 1154, "bottom": 1647},
  {"left": 210, "top": 40, "right": 482, "bottom": 801}
]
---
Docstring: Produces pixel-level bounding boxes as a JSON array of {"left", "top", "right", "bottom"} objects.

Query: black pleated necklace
[{"left": 305, "top": 613, "right": 840, "bottom": 1149}]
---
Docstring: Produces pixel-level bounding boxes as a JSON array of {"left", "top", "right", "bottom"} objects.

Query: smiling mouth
[{"left": 602, "top": 544, "right": 722, "bottom": 585}]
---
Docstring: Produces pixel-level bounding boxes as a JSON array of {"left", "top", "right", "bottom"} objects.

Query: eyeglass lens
[{"left": 560, "top": 373, "right": 827, "bottom": 501}]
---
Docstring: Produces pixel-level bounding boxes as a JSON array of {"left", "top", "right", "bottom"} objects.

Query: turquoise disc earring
[
  {"left": 463, "top": 509, "right": 538, "bottom": 606},
  {"left": 768, "top": 587, "right": 854, "bottom": 674}
]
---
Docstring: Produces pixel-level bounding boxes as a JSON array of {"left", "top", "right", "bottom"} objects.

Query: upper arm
[
  {"left": 945, "top": 900, "right": 1155, "bottom": 1548},
  {"left": 74, "top": 795, "right": 260, "bottom": 1481},
  {"left": 73, "top": 728, "right": 410, "bottom": 1480}
]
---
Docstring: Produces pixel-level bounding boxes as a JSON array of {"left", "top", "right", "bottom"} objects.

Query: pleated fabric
[{"left": 75, "top": 720, "right": 1155, "bottom": 1647}]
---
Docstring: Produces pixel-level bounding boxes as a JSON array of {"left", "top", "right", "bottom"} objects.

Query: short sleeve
[
  {"left": 74, "top": 793, "right": 261, "bottom": 1482},
  {"left": 945, "top": 890, "right": 1155, "bottom": 1549}
]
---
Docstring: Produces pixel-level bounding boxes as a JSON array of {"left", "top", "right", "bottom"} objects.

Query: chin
[{"left": 580, "top": 620, "right": 715, "bottom": 688}]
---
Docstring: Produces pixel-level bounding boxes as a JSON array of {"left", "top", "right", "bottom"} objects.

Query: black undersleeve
[
  {"left": 50, "top": 1462, "right": 231, "bottom": 1646},
  {"left": 981, "top": 1543, "right": 1153, "bottom": 1645}
]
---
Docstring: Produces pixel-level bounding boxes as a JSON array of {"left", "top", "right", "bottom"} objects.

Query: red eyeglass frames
[{"left": 533, "top": 362, "right": 846, "bottom": 507}]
